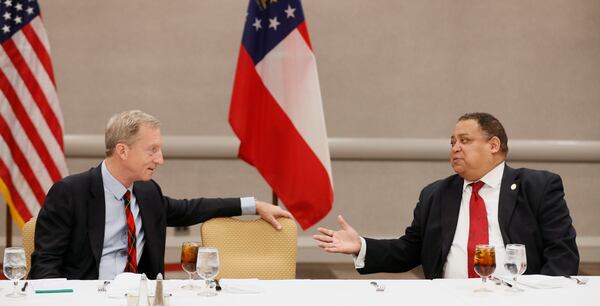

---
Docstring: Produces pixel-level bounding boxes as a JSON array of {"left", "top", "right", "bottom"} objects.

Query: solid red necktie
[
  {"left": 467, "top": 181, "right": 488, "bottom": 278},
  {"left": 123, "top": 190, "right": 137, "bottom": 273}
]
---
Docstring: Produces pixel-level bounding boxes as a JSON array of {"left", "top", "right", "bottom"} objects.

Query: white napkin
[
  {"left": 107, "top": 273, "right": 140, "bottom": 298},
  {"left": 220, "top": 279, "right": 264, "bottom": 294}
]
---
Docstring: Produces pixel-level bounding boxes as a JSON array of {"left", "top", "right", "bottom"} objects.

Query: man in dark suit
[
  {"left": 313, "top": 112, "right": 579, "bottom": 278},
  {"left": 31, "top": 110, "right": 291, "bottom": 280}
]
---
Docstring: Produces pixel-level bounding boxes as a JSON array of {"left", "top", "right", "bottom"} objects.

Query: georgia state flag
[{"left": 229, "top": 0, "right": 333, "bottom": 230}]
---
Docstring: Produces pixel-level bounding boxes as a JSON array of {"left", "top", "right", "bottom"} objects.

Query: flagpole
[
  {"left": 6, "top": 205, "right": 12, "bottom": 247},
  {"left": 272, "top": 191, "right": 278, "bottom": 206}
]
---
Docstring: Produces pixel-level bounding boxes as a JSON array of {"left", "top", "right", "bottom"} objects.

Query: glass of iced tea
[
  {"left": 473, "top": 244, "right": 496, "bottom": 292},
  {"left": 180, "top": 241, "right": 201, "bottom": 289}
]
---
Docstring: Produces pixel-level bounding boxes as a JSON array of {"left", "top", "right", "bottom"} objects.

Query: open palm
[{"left": 313, "top": 215, "right": 362, "bottom": 255}]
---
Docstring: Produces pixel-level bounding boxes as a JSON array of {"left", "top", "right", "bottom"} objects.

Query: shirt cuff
[
  {"left": 240, "top": 197, "right": 256, "bottom": 215},
  {"left": 353, "top": 236, "right": 367, "bottom": 269}
]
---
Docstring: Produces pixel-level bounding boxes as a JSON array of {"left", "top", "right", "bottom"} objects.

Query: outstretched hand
[
  {"left": 256, "top": 200, "right": 292, "bottom": 230},
  {"left": 313, "top": 215, "right": 362, "bottom": 255}
]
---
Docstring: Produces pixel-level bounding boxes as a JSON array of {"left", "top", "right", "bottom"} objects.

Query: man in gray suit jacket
[
  {"left": 31, "top": 110, "right": 291, "bottom": 280},
  {"left": 313, "top": 112, "right": 578, "bottom": 278}
]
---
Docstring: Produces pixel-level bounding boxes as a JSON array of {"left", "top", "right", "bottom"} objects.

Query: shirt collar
[
  {"left": 101, "top": 160, "right": 132, "bottom": 200},
  {"left": 462, "top": 161, "right": 505, "bottom": 191}
]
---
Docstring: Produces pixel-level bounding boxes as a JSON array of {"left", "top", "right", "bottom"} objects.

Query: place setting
[
  {"left": 439, "top": 243, "right": 589, "bottom": 298},
  {"left": 94, "top": 242, "right": 266, "bottom": 305}
]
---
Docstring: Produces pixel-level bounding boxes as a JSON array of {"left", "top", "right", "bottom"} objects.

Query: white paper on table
[
  {"left": 220, "top": 279, "right": 264, "bottom": 294},
  {"left": 501, "top": 275, "right": 574, "bottom": 289},
  {"left": 29, "top": 278, "right": 69, "bottom": 290},
  {"left": 106, "top": 273, "right": 176, "bottom": 298}
]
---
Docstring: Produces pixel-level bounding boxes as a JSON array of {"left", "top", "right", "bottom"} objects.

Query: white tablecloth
[{"left": 1, "top": 276, "right": 598, "bottom": 306}]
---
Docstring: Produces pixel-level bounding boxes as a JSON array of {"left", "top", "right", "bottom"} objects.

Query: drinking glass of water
[
  {"left": 196, "top": 247, "right": 220, "bottom": 297},
  {"left": 504, "top": 244, "right": 527, "bottom": 291},
  {"left": 3, "top": 247, "right": 27, "bottom": 298}
]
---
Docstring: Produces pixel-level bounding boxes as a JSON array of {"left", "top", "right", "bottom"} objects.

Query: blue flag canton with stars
[
  {"left": 0, "top": 0, "right": 40, "bottom": 44},
  {"left": 242, "top": 0, "right": 305, "bottom": 65}
]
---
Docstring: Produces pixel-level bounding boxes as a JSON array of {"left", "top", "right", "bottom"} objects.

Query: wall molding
[{"left": 66, "top": 134, "right": 600, "bottom": 163}]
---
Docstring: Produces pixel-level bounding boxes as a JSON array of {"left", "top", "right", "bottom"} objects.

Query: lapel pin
[{"left": 511, "top": 183, "right": 517, "bottom": 190}]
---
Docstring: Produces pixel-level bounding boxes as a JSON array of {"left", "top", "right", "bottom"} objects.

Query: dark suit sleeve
[
  {"left": 147, "top": 181, "right": 242, "bottom": 226},
  {"left": 537, "top": 173, "right": 579, "bottom": 275},
  {"left": 358, "top": 193, "right": 427, "bottom": 274},
  {"left": 163, "top": 196, "right": 242, "bottom": 226},
  {"left": 30, "top": 181, "right": 73, "bottom": 279}
]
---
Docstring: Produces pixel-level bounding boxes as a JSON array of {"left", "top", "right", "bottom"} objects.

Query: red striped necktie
[
  {"left": 123, "top": 190, "right": 137, "bottom": 273},
  {"left": 467, "top": 181, "right": 488, "bottom": 278}
]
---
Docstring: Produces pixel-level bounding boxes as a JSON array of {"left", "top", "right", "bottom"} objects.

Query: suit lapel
[
  {"left": 441, "top": 176, "right": 464, "bottom": 261},
  {"left": 134, "top": 184, "right": 156, "bottom": 273},
  {"left": 498, "top": 165, "right": 519, "bottom": 244},
  {"left": 87, "top": 165, "right": 106, "bottom": 266},
  {"left": 135, "top": 186, "right": 153, "bottom": 245}
]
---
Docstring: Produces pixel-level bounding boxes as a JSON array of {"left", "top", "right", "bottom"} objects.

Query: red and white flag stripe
[{"left": 254, "top": 29, "right": 332, "bottom": 181}]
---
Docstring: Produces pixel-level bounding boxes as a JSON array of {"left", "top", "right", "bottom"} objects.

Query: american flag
[
  {"left": 0, "top": 0, "right": 67, "bottom": 228},
  {"left": 230, "top": 0, "right": 333, "bottom": 230}
]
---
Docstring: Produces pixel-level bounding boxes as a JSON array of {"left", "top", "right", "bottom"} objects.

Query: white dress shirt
[
  {"left": 354, "top": 162, "right": 509, "bottom": 278},
  {"left": 99, "top": 161, "right": 255, "bottom": 279},
  {"left": 443, "top": 162, "right": 507, "bottom": 278}
]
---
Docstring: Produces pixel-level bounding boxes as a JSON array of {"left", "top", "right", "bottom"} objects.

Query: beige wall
[{"left": 2, "top": 1, "right": 600, "bottom": 262}]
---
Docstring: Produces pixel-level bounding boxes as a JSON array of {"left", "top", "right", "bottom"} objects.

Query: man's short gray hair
[{"left": 105, "top": 110, "right": 161, "bottom": 157}]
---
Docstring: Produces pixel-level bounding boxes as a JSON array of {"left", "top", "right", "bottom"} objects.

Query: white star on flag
[
  {"left": 268, "top": 16, "right": 280, "bottom": 30},
  {"left": 252, "top": 17, "right": 262, "bottom": 31},
  {"left": 285, "top": 5, "right": 296, "bottom": 18}
]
